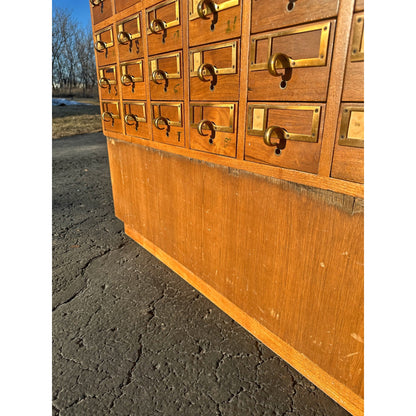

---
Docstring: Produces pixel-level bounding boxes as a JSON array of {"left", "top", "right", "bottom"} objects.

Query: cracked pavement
[{"left": 52, "top": 132, "right": 352, "bottom": 416}]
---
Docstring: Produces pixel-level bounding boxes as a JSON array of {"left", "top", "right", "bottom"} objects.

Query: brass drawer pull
[
  {"left": 154, "top": 116, "right": 171, "bottom": 136},
  {"left": 197, "top": 119, "right": 216, "bottom": 143},
  {"left": 121, "top": 74, "right": 134, "bottom": 86},
  {"left": 150, "top": 18, "right": 167, "bottom": 34},
  {"left": 268, "top": 53, "right": 295, "bottom": 74},
  {"left": 197, "top": 63, "right": 217, "bottom": 89},
  {"left": 263, "top": 126, "right": 288, "bottom": 155},
  {"left": 117, "top": 31, "right": 132, "bottom": 44},
  {"left": 197, "top": 0, "right": 218, "bottom": 18},
  {"left": 98, "top": 78, "right": 117, "bottom": 95},
  {"left": 90, "top": 0, "right": 103, "bottom": 6},
  {"left": 124, "top": 113, "right": 140, "bottom": 130},
  {"left": 94, "top": 40, "right": 107, "bottom": 52},
  {"left": 151, "top": 69, "right": 169, "bottom": 91},
  {"left": 102, "top": 111, "right": 119, "bottom": 126}
]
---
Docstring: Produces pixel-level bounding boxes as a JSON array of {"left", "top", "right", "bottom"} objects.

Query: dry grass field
[{"left": 52, "top": 97, "right": 102, "bottom": 139}]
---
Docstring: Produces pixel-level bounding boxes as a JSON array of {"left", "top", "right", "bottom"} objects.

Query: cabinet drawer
[
  {"left": 120, "top": 60, "right": 146, "bottom": 100},
  {"left": 244, "top": 103, "right": 325, "bottom": 173},
  {"left": 145, "top": 0, "right": 182, "bottom": 55},
  {"left": 151, "top": 102, "right": 185, "bottom": 147},
  {"left": 116, "top": 13, "right": 144, "bottom": 62},
  {"left": 90, "top": 0, "right": 112, "bottom": 25},
  {"left": 251, "top": 0, "right": 338, "bottom": 34},
  {"left": 123, "top": 101, "right": 152, "bottom": 141},
  {"left": 101, "top": 101, "right": 124, "bottom": 135},
  {"left": 248, "top": 21, "right": 335, "bottom": 102},
  {"left": 188, "top": 0, "right": 241, "bottom": 47},
  {"left": 190, "top": 102, "right": 237, "bottom": 157},
  {"left": 115, "top": 0, "right": 139, "bottom": 13},
  {"left": 94, "top": 26, "right": 116, "bottom": 66},
  {"left": 149, "top": 52, "right": 184, "bottom": 100},
  {"left": 331, "top": 103, "right": 364, "bottom": 183},
  {"left": 342, "top": 12, "right": 364, "bottom": 102},
  {"left": 189, "top": 40, "right": 239, "bottom": 101},
  {"left": 98, "top": 66, "right": 119, "bottom": 100}
]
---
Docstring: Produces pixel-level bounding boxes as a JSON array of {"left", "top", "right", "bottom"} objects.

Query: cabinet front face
[
  {"left": 90, "top": 0, "right": 113, "bottom": 25},
  {"left": 248, "top": 20, "right": 335, "bottom": 102},
  {"left": 98, "top": 66, "right": 119, "bottom": 100},
  {"left": 116, "top": 13, "right": 144, "bottom": 62},
  {"left": 331, "top": 104, "right": 364, "bottom": 183},
  {"left": 189, "top": 40, "right": 240, "bottom": 101},
  {"left": 94, "top": 26, "right": 116, "bottom": 67},
  {"left": 245, "top": 103, "right": 325, "bottom": 173},
  {"left": 123, "top": 101, "right": 151, "bottom": 140},
  {"left": 145, "top": 0, "right": 182, "bottom": 56},
  {"left": 151, "top": 102, "right": 185, "bottom": 147},
  {"left": 149, "top": 52, "right": 184, "bottom": 100},
  {"left": 342, "top": 12, "right": 364, "bottom": 102},
  {"left": 120, "top": 60, "right": 146, "bottom": 100},
  {"left": 101, "top": 101, "right": 124, "bottom": 135},
  {"left": 251, "top": 0, "right": 339, "bottom": 34},
  {"left": 188, "top": 0, "right": 241, "bottom": 47},
  {"left": 190, "top": 103, "right": 238, "bottom": 157}
]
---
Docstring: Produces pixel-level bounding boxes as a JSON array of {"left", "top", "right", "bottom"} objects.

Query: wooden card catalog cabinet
[{"left": 90, "top": 1, "right": 364, "bottom": 415}]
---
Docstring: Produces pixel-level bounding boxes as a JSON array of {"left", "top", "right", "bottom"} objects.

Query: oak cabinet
[{"left": 90, "top": 1, "right": 364, "bottom": 414}]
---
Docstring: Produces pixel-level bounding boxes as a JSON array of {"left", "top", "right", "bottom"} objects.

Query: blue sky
[{"left": 53, "top": 0, "right": 92, "bottom": 29}]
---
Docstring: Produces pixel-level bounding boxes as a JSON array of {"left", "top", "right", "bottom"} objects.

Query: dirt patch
[{"left": 52, "top": 100, "right": 102, "bottom": 139}]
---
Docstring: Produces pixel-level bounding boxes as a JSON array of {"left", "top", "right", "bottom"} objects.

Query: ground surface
[
  {"left": 52, "top": 132, "right": 352, "bottom": 416},
  {"left": 52, "top": 98, "right": 102, "bottom": 139}
]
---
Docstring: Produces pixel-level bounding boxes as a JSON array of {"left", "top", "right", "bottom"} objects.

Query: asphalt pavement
[{"left": 52, "top": 132, "right": 351, "bottom": 416}]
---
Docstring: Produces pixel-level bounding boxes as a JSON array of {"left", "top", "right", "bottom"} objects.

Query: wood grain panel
[
  {"left": 251, "top": 0, "right": 339, "bottom": 34},
  {"left": 107, "top": 139, "right": 364, "bottom": 403}
]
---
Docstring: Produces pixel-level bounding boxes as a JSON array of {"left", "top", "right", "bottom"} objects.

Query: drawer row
[
  {"left": 101, "top": 100, "right": 363, "bottom": 182},
  {"left": 96, "top": 14, "right": 364, "bottom": 103},
  {"left": 91, "top": 0, "right": 364, "bottom": 41}
]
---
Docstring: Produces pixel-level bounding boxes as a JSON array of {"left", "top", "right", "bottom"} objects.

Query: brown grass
[{"left": 52, "top": 98, "right": 103, "bottom": 139}]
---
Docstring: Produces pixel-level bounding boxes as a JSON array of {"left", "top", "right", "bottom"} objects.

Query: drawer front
[
  {"left": 146, "top": 0, "right": 182, "bottom": 55},
  {"left": 251, "top": 0, "right": 339, "bottom": 34},
  {"left": 331, "top": 103, "right": 364, "bottom": 183},
  {"left": 98, "top": 66, "right": 119, "bottom": 100},
  {"left": 151, "top": 102, "right": 185, "bottom": 147},
  {"left": 123, "top": 101, "right": 151, "bottom": 141},
  {"left": 188, "top": 0, "right": 241, "bottom": 47},
  {"left": 355, "top": 0, "right": 364, "bottom": 11},
  {"left": 116, "top": 13, "right": 144, "bottom": 62},
  {"left": 101, "top": 101, "right": 124, "bottom": 134},
  {"left": 244, "top": 103, "right": 324, "bottom": 173},
  {"left": 190, "top": 102, "right": 237, "bottom": 157},
  {"left": 149, "top": 52, "right": 184, "bottom": 100},
  {"left": 90, "top": 0, "right": 112, "bottom": 25},
  {"left": 189, "top": 40, "right": 239, "bottom": 101},
  {"left": 115, "top": 0, "right": 139, "bottom": 13},
  {"left": 120, "top": 60, "right": 146, "bottom": 100},
  {"left": 248, "top": 20, "right": 334, "bottom": 102},
  {"left": 94, "top": 26, "right": 116, "bottom": 66},
  {"left": 342, "top": 12, "right": 364, "bottom": 102}
]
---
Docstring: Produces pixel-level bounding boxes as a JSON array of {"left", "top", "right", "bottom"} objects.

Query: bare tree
[{"left": 52, "top": 7, "right": 97, "bottom": 97}]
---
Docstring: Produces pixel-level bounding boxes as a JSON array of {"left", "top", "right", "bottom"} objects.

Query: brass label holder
[
  {"left": 190, "top": 41, "right": 237, "bottom": 77},
  {"left": 189, "top": 0, "right": 239, "bottom": 20},
  {"left": 249, "top": 22, "right": 331, "bottom": 72},
  {"left": 120, "top": 60, "right": 144, "bottom": 83},
  {"left": 146, "top": 0, "right": 180, "bottom": 34},
  {"left": 124, "top": 102, "right": 147, "bottom": 123},
  {"left": 190, "top": 103, "right": 235, "bottom": 133},
  {"left": 98, "top": 66, "right": 117, "bottom": 85},
  {"left": 350, "top": 13, "right": 364, "bottom": 62},
  {"left": 338, "top": 106, "right": 364, "bottom": 148},
  {"left": 95, "top": 26, "right": 114, "bottom": 49},
  {"left": 117, "top": 13, "right": 142, "bottom": 41},
  {"left": 247, "top": 104, "right": 321, "bottom": 143},
  {"left": 149, "top": 52, "right": 182, "bottom": 80},
  {"left": 151, "top": 102, "right": 182, "bottom": 127}
]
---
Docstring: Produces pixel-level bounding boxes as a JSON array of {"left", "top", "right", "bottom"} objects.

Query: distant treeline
[{"left": 52, "top": 8, "right": 97, "bottom": 97}]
